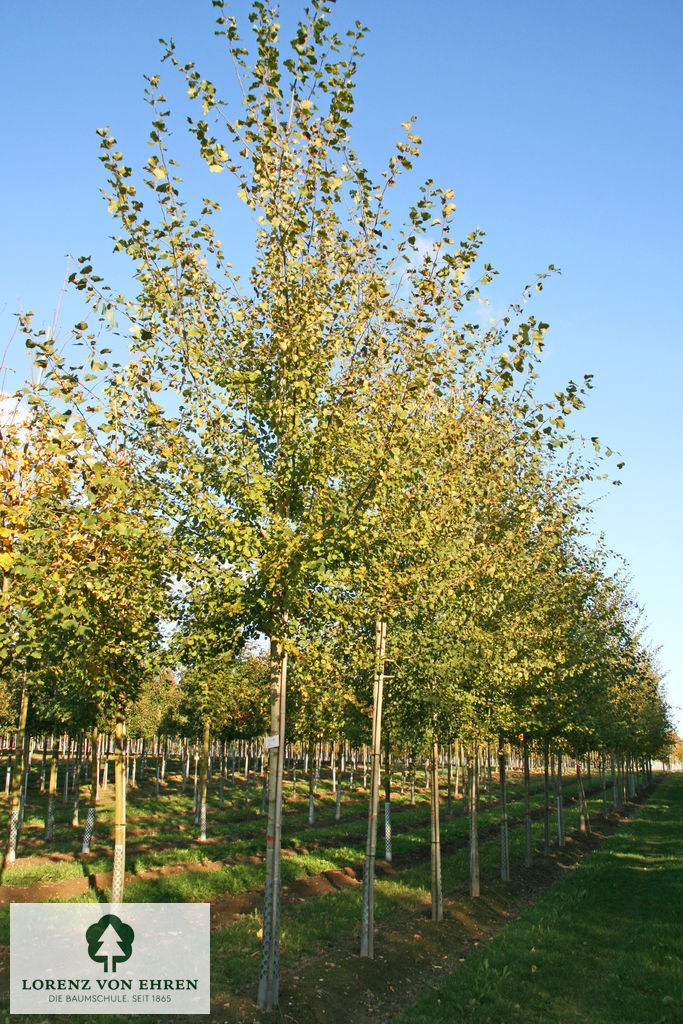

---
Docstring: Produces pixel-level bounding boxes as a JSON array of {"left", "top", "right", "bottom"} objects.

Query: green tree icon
[{"left": 86, "top": 914, "right": 135, "bottom": 973}]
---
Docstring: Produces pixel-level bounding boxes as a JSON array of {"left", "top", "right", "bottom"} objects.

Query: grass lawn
[{"left": 402, "top": 772, "right": 683, "bottom": 1024}]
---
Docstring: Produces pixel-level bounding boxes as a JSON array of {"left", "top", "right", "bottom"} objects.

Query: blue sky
[{"left": 1, "top": 0, "right": 681, "bottom": 730}]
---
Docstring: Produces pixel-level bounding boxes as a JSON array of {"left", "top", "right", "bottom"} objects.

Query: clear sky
[{"left": 1, "top": 0, "right": 681, "bottom": 730}]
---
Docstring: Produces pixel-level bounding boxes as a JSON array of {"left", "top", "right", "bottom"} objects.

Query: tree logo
[{"left": 86, "top": 914, "right": 135, "bottom": 973}]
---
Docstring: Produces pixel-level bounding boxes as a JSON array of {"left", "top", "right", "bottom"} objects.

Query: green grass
[
  {"left": 0, "top": 764, "right": 605, "bottom": 897},
  {"left": 0, "top": 768, "right": 667, "bottom": 1023},
  {"left": 402, "top": 773, "right": 683, "bottom": 1024}
]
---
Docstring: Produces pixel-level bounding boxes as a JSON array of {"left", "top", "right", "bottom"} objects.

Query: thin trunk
[
  {"left": 219, "top": 739, "right": 225, "bottom": 809},
  {"left": 360, "top": 617, "right": 387, "bottom": 959},
  {"left": 193, "top": 747, "right": 199, "bottom": 822},
  {"left": 543, "top": 739, "right": 550, "bottom": 856},
  {"left": 556, "top": 752, "right": 565, "bottom": 847},
  {"left": 45, "top": 734, "right": 58, "bottom": 841},
  {"left": 454, "top": 737, "right": 460, "bottom": 798},
  {"left": 308, "top": 738, "right": 315, "bottom": 825},
  {"left": 430, "top": 739, "right": 443, "bottom": 921},
  {"left": 257, "top": 629, "right": 288, "bottom": 1011},
  {"left": 4, "top": 683, "right": 29, "bottom": 867},
  {"left": 82, "top": 725, "right": 99, "bottom": 853},
  {"left": 498, "top": 739, "right": 510, "bottom": 882},
  {"left": 469, "top": 745, "right": 480, "bottom": 898},
  {"left": 577, "top": 757, "right": 590, "bottom": 834},
  {"left": 72, "top": 734, "right": 83, "bottom": 827},
  {"left": 62, "top": 741, "right": 70, "bottom": 803},
  {"left": 111, "top": 709, "right": 126, "bottom": 905},
  {"left": 199, "top": 718, "right": 210, "bottom": 842},
  {"left": 382, "top": 739, "right": 391, "bottom": 860},
  {"left": 523, "top": 735, "right": 532, "bottom": 867},
  {"left": 40, "top": 739, "right": 47, "bottom": 793}
]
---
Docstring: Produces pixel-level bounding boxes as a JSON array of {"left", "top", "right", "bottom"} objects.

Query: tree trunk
[
  {"left": 4, "top": 683, "right": 29, "bottom": 867},
  {"left": 82, "top": 725, "right": 99, "bottom": 853},
  {"left": 219, "top": 739, "right": 225, "bottom": 809},
  {"left": 111, "top": 709, "right": 127, "bottom": 905},
  {"left": 199, "top": 718, "right": 210, "bottom": 842},
  {"left": 382, "top": 738, "right": 391, "bottom": 860},
  {"left": 305, "top": 738, "right": 315, "bottom": 824},
  {"left": 45, "top": 734, "right": 58, "bottom": 841},
  {"left": 454, "top": 737, "right": 460, "bottom": 798},
  {"left": 155, "top": 735, "right": 161, "bottom": 796},
  {"left": 72, "top": 734, "right": 83, "bottom": 827},
  {"left": 360, "top": 617, "right": 387, "bottom": 959},
  {"left": 499, "top": 738, "right": 510, "bottom": 881},
  {"left": 430, "top": 739, "right": 443, "bottom": 920},
  {"left": 576, "top": 757, "right": 590, "bottom": 834},
  {"left": 556, "top": 752, "right": 565, "bottom": 847},
  {"left": 257, "top": 630, "right": 288, "bottom": 1011},
  {"left": 40, "top": 738, "right": 47, "bottom": 793},
  {"left": 523, "top": 735, "right": 532, "bottom": 868},
  {"left": 469, "top": 745, "right": 480, "bottom": 898},
  {"left": 543, "top": 739, "right": 550, "bottom": 856}
]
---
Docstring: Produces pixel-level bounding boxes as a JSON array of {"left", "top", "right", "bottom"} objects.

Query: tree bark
[
  {"left": 360, "top": 617, "right": 387, "bottom": 959},
  {"left": 543, "top": 738, "right": 550, "bottom": 855},
  {"left": 556, "top": 751, "right": 565, "bottom": 847},
  {"left": 382, "top": 737, "right": 391, "bottom": 860},
  {"left": 499, "top": 738, "right": 510, "bottom": 881},
  {"left": 4, "top": 683, "right": 29, "bottom": 868},
  {"left": 72, "top": 733, "right": 83, "bottom": 827},
  {"left": 45, "top": 734, "right": 58, "bottom": 841},
  {"left": 523, "top": 735, "right": 532, "bottom": 868},
  {"left": 257, "top": 628, "right": 288, "bottom": 1011},
  {"left": 199, "top": 718, "right": 210, "bottom": 842},
  {"left": 430, "top": 739, "right": 443, "bottom": 920},
  {"left": 308, "top": 738, "right": 315, "bottom": 825},
  {"left": 82, "top": 724, "right": 99, "bottom": 853},
  {"left": 469, "top": 745, "right": 480, "bottom": 898},
  {"left": 111, "top": 708, "right": 127, "bottom": 905}
]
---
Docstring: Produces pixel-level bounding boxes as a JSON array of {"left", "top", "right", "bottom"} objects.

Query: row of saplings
[{"left": 2, "top": 725, "right": 654, "bottom": 902}]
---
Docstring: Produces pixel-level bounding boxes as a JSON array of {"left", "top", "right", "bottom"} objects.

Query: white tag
[{"left": 264, "top": 734, "right": 280, "bottom": 750}]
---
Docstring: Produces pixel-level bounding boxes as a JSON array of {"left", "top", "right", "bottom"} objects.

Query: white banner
[{"left": 11, "top": 903, "right": 210, "bottom": 1014}]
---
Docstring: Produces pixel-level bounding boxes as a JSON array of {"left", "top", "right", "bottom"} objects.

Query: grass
[
  {"left": 1, "top": 761, "right": 586, "bottom": 888},
  {"left": 402, "top": 772, "right": 683, "bottom": 1024},
  {"left": 0, "top": 768, "right": 674, "bottom": 1024}
]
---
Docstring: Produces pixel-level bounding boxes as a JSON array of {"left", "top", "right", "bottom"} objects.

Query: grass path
[{"left": 402, "top": 772, "right": 683, "bottom": 1024}]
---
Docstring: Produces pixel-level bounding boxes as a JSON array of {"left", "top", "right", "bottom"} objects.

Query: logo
[{"left": 85, "top": 914, "right": 135, "bottom": 973}]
